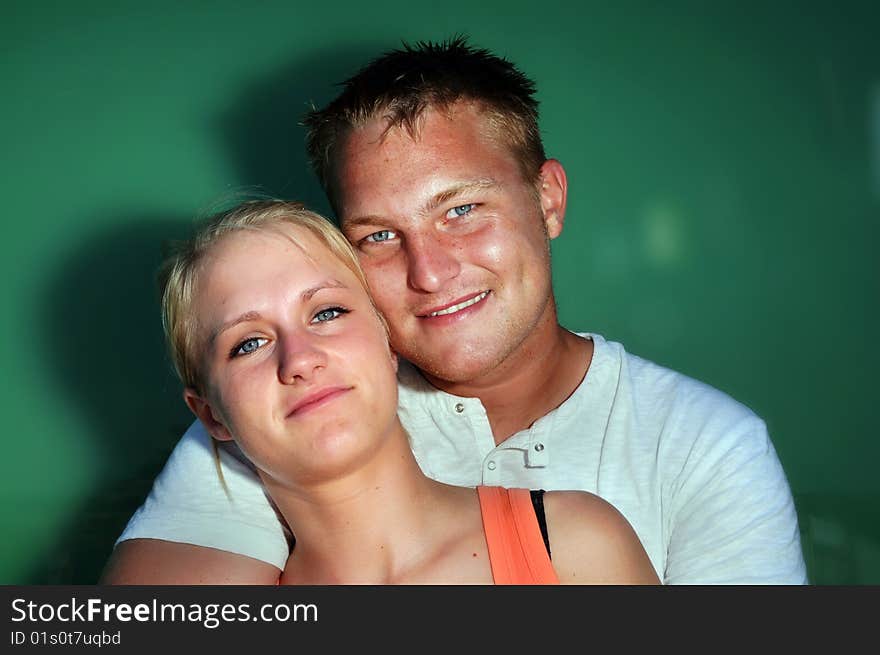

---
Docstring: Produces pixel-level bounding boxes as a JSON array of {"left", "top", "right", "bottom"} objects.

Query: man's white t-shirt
[{"left": 118, "top": 333, "right": 807, "bottom": 584}]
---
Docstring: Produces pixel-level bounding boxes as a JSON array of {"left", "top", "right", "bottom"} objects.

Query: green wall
[{"left": 2, "top": 1, "right": 877, "bottom": 584}]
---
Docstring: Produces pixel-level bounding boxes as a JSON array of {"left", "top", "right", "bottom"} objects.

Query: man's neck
[{"left": 423, "top": 320, "right": 593, "bottom": 445}]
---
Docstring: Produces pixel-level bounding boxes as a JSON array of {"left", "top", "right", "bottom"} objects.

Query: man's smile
[{"left": 418, "top": 290, "right": 491, "bottom": 318}]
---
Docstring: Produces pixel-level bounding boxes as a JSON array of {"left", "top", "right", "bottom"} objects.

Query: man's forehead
[
  {"left": 348, "top": 100, "right": 486, "bottom": 147},
  {"left": 331, "top": 100, "right": 524, "bottom": 220}
]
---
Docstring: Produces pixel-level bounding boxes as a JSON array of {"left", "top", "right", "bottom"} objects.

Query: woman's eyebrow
[
  {"left": 209, "top": 279, "right": 348, "bottom": 344},
  {"left": 210, "top": 311, "right": 264, "bottom": 345},
  {"left": 300, "top": 278, "right": 347, "bottom": 301}
]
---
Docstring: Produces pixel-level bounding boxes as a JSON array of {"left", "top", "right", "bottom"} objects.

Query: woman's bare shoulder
[{"left": 542, "top": 490, "right": 660, "bottom": 585}]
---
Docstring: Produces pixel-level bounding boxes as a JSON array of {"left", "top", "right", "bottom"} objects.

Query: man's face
[{"left": 333, "top": 102, "right": 565, "bottom": 385}]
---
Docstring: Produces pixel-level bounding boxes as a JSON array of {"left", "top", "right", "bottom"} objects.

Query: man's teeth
[{"left": 430, "top": 291, "right": 489, "bottom": 317}]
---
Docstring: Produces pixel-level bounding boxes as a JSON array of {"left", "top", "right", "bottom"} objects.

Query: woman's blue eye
[
  {"left": 312, "top": 307, "right": 349, "bottom": 323},
  {"left": 365, "top": 229, "right": 396, "bottom": 243},
  {"left": 233, "top": 337, "right": 268, "bottom": 357},
  {"left": 446, "top": 204, "right": 476, "bottom": 219}
]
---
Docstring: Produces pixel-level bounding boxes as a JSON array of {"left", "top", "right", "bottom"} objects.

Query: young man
[{"left": 103, "top": 38, "right": 806, "bottom": 584}]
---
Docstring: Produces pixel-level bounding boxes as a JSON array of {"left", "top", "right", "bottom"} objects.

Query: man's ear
[
  {"left": 537, "top": 159, "right": 568, "bottom": 239},
  {"left": 183, "top": 388, "right": 233, "bottom": 442}
]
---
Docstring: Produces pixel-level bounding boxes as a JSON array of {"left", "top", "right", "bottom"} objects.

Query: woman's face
[{"left": 186, "top": 225, "right": 400, "bottom": 487}]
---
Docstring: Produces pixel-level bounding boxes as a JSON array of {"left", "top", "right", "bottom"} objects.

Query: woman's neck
[{"left": 262, "top": 425, "right": 482, "bottom": 584}]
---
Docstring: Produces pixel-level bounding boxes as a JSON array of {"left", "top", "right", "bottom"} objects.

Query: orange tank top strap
[{"left": 477, "top": 485, "right": 560, "bottom": 585}]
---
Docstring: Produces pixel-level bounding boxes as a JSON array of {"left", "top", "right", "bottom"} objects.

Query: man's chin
[{"left": 402, "top": 345, "right": 506, "bottom": 387}]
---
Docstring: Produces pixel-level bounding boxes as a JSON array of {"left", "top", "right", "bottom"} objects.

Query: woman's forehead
[
  {"left": 214, "top": 224, "right": 327, "bottom": 264},
  {"left": 202, "top": 225, "right": 359, "bottom": 292}
]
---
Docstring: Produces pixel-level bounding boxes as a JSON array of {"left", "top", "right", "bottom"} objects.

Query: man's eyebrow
[
  {"left": 209, "top": 279, "right": 348, "bottom": 344},
  {"left": 423, "top": 178, "right": 498, "bottom": 214},
  {"left": 341, "top": 214, "right": 385, "bottom": 230},
  {"left": 342, "top": 178, "right": 499, "bottom": 229}
]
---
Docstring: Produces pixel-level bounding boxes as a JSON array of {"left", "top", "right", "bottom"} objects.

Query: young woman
[{"left": 159, "top": 199, "right": 659, "bottom": 584}]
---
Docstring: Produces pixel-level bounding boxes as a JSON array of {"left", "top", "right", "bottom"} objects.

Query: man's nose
[
  {"left": 406, "top": 235, "right": 461, "bottom": 293},
  {"left": 278, "top": 335, "right": 327, "bottom": 384}
]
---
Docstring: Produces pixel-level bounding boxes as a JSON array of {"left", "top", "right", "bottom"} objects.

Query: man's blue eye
[
  {"left": 233, "top": 337, "right": 268, "bottom": 357},
  {"left": 365, "top": 230, "right": 396, "bottom": 243},
  {"left": 446, "top": 204, "right": 476, "bottom": 219},
  {"left": 312, "top": 307, "right": 349, "bottom": 323}
]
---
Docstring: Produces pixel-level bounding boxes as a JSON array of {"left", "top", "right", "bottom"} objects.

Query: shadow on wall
[
  {"left": 34, "top": 214, "right": 196, "bottom": 583},
  {"left": 216, "top": 40, "right": 393, "bottom": 219},
  {"left": 30, "top": 43, "right": 389, "bottom": 583}
]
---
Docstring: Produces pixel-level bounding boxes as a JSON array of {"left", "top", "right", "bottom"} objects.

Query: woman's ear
[{"left": 183, "top": 388, "right": 233, "bottom": 442}]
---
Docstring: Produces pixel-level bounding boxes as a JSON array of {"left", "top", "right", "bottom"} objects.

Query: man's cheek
[
  {"left": 478, "top": 240, "right": 505, "bottom": 266},
  {"left": 368, "top": 287, "right": 398, "bottom": 320},
  {"left": 364, "top": 269, "right": 402, "bottom": 308}
]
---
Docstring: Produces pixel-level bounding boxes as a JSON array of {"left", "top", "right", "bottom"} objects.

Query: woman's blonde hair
[{"left": 159, "top": 199, "right": 384, "bottom": 392}]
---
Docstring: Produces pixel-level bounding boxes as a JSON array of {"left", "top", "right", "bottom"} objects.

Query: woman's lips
[{"left": 286, "top": 386, "right": 353, "bottom": 417}]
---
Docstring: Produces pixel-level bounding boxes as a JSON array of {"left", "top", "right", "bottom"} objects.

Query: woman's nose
[{"left": 278, "top": 336, "right": 327, "bottom": 384}]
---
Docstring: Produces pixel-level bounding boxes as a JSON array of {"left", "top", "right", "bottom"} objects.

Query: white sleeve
[
  {"left": 664, "top": 413, "right": 807, "bottom": 584},
  {"left": 115, "top": 419, "right": 290, "bottom": 569}
]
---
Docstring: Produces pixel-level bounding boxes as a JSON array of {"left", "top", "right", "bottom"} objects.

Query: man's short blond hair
[
  {"left": 159, "top": 199, "right": 382, "bottom": 391},
  {"left": 304, "top": 37, "right": 546, "bottom": 212}
]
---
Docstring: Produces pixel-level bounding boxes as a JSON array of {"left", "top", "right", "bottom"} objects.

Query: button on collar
[{"left": 525, "top": 440, "right": 549, "bottom": 467}]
